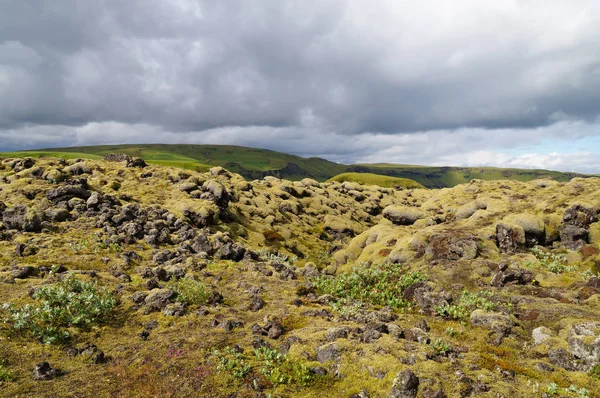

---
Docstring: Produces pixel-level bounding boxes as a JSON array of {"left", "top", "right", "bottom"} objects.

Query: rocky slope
[{"left": 0, "top": 155, "right": 599, "bottom": 398}]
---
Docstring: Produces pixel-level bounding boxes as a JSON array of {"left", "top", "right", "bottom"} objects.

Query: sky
[{"left": 1, "top": 1, "right": 600, "bottom": 173}]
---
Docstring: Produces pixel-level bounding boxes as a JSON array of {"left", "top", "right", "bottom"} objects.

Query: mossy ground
[{"left": 0, "top": 158, "right": 598, "bottom": 397}]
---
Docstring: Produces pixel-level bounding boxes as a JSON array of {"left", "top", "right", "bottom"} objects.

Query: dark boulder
[
  {"left": 389, "top": 369, "right": 419, "bottom": 398},
  {"left": 560, "top": 224, "right": 588, "bottom": 250},
  {"left": 490, "top": 267, "right": 534, "bottom": 287},
  {"left": 563, "top": 204, "right": 598, "bottom": 228},
  {"left": 316, "top": 343, "right": 341, "bottom": 363},
  {"left": 3, "top": 205, "right": 43, "bottom": 232},
  {"left": 47, "top": 186, "right": 91, "bottom": 203},
  {"left": 496, "top": 223, "right": 525, "bottom": 253},
  {"left": 426, "top": 233, "right": 478, "bottom": 260},
  {"left": 33, "top": 362, "right": 62, "bottom": 380},
  {"left": 126, "top": 157, "right": 147, "bottom": 168}
]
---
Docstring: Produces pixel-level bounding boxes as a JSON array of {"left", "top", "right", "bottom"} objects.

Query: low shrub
[
  {"left": 2, "top": 276, "right": 117, "bottom": 344},
  {"left": 527, "top": 247, "right": 576, "bottom": 274},
  {"left": 312, "top": 263, "right": 427, "bottom": 310},
  {"left": 434, "top": 290, "right": 496, "bottom": 321},
  {"left": 212, "top": 346, "right": 317, "bottom": 387},
  {"left": 165, "top": 278, "right": 211, "bottom": 306}
]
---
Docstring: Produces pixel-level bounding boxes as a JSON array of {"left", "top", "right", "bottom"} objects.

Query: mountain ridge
[{"left": 2, "top": 143, "right": 591, "bottom": 188}]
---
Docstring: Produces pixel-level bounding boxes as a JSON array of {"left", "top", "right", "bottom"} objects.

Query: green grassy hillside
[
  {"left": 348, "top": 164, "right": 586, "bottom": 188},
  {"left": 0, "top": 144, "right": 590, "bottom": 187},
  {"left": 327, "top": 172, "right": 425, "bottom": 189},
  {"left": 37, "top": 144, "right": 346, "bottom": 181}
]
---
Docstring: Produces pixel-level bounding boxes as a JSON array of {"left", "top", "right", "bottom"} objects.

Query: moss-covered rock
[{"left": 382, "top": 205, "right": 425, "bottom": 225}]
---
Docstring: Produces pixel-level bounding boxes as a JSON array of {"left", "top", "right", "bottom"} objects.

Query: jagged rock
[
  {"left": 309, "top": 366, "right": 328, "bottom": 376},
  {"left": 587, "top": 277, "right": 600, "bottom": 289},
  {"left": 426, "top": 233, "right": 478, "bottom": 260},
  {"left": 76, "top": 344, "right": 106, "bottom": 364},
  {"left": 249, "top": 295, "right": 265, "bottom": 312},
  {"left": 209, "top": 166, "right": 230, "bottom": 177},
  {"left": 560, "top": 224, "right": 588, "bottom": 250},
  {"left": 126, "top": 157, "right": 147, "bottom": 168},
  {"left": 12, "top": 266, "right": 35, "bottom": 279},
  {"left": 220, "top": 319, "right": 244, "bottom": 332},
  {"left": 490, "top": 267, "right": 534, "bottom": 287},
  {"left": 10, "top": 157, "right": 35, "bottom": 172},
  {"left": 404, "top": 327, "right": 430, "bottom": 344},
  {"left": 422, "top": 388, "right": 446, "bottom": 398},
  {"left": 165, "top": 265, "right": 185, "bottom": 280},
  {"left": 144, "top": 289, "right": 174, "bottom": 311},
  {"left": 33, "top": 362, "right": 62, "bottom": 380},
  {"left": 470, "top": 310, "right": 513, "bottom": 335},
  {"left": 562, "top": 204, "right": 598, "bottom": 228},
  {"left": 413, "top": 285, "right": 452, "bottom": 315},
  {"left": 47, "top": 186, "right": 91, "bottom": 202},
  {"left": 3, "top": 205, "right": 43, "bottom": 232},
  {"left": 184, "top": 208, "right": 215, "bottom": 228},
  {"left": 202, "top": 180, "right": 229, "bottom": 208},
  {"left": 45, "top": 207, "right": 70, "bottom": 222},
  {"left": 163, "top": 302, "right": 186, "bottom": 316},
  {"left": 266, "top": 320, "right": 285, "bottom": 339},
  {"left": 389, "top": 369, "right": 419, "bottom": 398},
  {"left": 505, "top": 214, "right": 546, "bottom": 247},
  {"left": 316, "top": 343, "right": 341, "bottom": 363},
  {"left": 496, "top": 222, "right": 525, "bottom": 253},
  {"left": 361, "top": 327, "right": 382, "bottom": 343},
  {"left": 131, "top": 291, "right": 148, "bottom": 305},
  {"left": 567, "top": 322, "right": 600, "bottom": 371},
  {"left": 326, "top": 327, "right": 349, "bottom": 341},
  {"left": 548, "top": 348, "right": 573, "bottom": 370},
  {"left": 387, "top": 324, "right": 404, "bottom": 339},
  {"left": 104, "top": 153, "right": 132, "bottom": 162},
  {"left": 214, "top": 242, "right": 245, "bottom": 261}
]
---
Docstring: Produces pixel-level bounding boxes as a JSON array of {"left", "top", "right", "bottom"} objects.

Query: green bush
[
  {"left": 255, "top": 346, "right": 313, "bottom": 387},
  {"left": 212, "top": 346, "right": 316, "bottom": 387},
  {"left": 3, "top": 276, "right": 117, "bottom": 344},
  {"left": 165, "top": 278, "right": 211, "bottom": 306},
  {"left": 434, "top": 290, "right": 496, "bottom": 321},
  {"left": 312, "top": 263, "right": 427, "bottom": 310},
  {"left": 528, "top": 247, "right": 576, "bottom": 274},
  {"left": 429, "top": 338, "right": 453, "bottom": 356},
  {"left": 213, "top": 347, "right": 252, "bottom": 380}
]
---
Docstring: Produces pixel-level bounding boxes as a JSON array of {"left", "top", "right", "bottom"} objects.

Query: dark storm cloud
[
  {"left": 2, "top": 0, "right": 599, "bottom": 133},
  {"left": 1, "top": 0, "right": 600, "bottom": 172}
]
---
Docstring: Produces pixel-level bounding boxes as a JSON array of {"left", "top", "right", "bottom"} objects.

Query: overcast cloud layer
[{"left": 1, "top": 1, "right": 600, "bottom": 172}]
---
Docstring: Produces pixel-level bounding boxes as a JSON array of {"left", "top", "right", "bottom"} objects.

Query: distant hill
[
  {"left": 0, "top": 143, "right": 590, "bottom": 188},
  {"left": 327, "top": 172, "right": 425, "bottom": 189},
  {"left": 347, "top": 164, "right": 587, "bottom": 188}
]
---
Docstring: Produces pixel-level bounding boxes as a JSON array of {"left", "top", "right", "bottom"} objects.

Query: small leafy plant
[
  {"left": 255, "top": 346, "right": 313, "bottom": 387},
  {"left": 212, "top": 346, "right": 318, "bottom": 387},
  {"left": 528, "top": 247, "right": 577, "bottom": 274},
  {"left": 312, "top": 263, "right": 427, "bottom": 310},
  {"left": 213, "top": 347, "right": 252, "bottom": 380},
  {"left": 2, "top": 276, "right": 117, "bottom": 344},
  {"left": 165, "top": 278, "right": 211, "bottom": 306},
  {"left": 546, "top": 382, "right": 589, "bottom": 397},
  {"left": 256, "top": 249, "right": 297, "bottom": 265},
  {"left": 434, "top": 290, "right": 496, "bottom": 321},
  {"left": 429, "top": 339, "right": 453, "bottom": 356}
]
